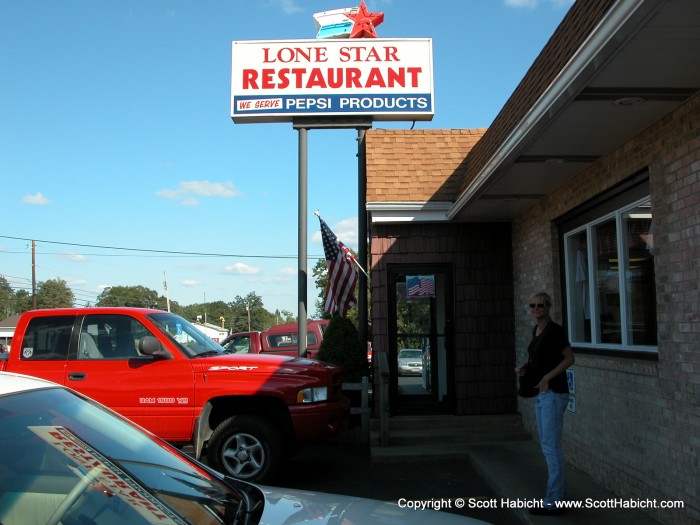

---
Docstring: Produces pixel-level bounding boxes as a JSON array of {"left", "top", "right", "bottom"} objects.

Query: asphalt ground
[{"left": 271, "top": 441, "right": 521, "bottom": 524}]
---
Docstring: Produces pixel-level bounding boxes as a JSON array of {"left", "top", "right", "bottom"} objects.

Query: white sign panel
[
  {"left": 231, "top": 38, "right": 434, "bottom": 123},
  {"left": 567, "top": 368, "right": 575, "bottom": 413}
]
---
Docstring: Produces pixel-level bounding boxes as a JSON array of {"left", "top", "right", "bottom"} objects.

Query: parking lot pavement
[{"left": 271, "top": 441, "right": 522, "bottom": 524}]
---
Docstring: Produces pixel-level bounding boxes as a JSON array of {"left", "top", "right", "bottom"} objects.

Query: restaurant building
[{"left": 365, "top": 1, "right": 699, "bottom": 523}]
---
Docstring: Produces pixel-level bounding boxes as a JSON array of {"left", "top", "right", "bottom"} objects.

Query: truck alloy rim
[{"left": 221, "top": 432, "right": 266, "bottom": 479}]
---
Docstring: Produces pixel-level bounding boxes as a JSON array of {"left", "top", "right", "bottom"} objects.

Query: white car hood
[{"left": 257, "top": 485, "right": 490, "bottom": 525}]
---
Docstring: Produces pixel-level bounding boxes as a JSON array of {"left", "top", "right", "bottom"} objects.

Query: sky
[{"left": 1, "top": 0, "right": 573, "bottom": 316}]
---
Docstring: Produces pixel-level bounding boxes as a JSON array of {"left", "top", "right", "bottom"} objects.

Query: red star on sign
[{"left": 347, "top": 0, "right": 384, "bottom": 38}]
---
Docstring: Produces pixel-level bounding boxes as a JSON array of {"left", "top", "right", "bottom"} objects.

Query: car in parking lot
[
  {"left": 0, "top": 372, "right": 489, "bottom": 525},
  {"left": 397, "top": 348, "right": 424, "bottom": 376}
]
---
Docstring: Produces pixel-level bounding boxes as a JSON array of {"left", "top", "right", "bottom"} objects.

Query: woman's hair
[{"left": 530, "top": 292, "right": 551, "bottom": 306}]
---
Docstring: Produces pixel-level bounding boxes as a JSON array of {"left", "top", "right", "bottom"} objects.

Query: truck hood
[
  {"left": 201, "top": 353, "right": 339, "bottom": 375},
  {"left": 257, "top": 485, "right": 489, "bottom": 525}
]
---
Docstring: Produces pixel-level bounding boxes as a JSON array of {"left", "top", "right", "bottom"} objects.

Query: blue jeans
[{"left": 535, "top": 391, "right": 569, "bottom": 507}]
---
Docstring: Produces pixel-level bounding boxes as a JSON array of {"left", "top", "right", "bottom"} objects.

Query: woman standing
[{"left": 515, "top": 292, "right": 575, "bottom": 515}]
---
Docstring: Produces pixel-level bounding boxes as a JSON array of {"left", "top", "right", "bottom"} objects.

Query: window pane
[
  {"left": 595, "top": 219, "right": 621, "bottom": 344},
  {"left": 623, "top": 203, "right": 657, "bottom": 345},
  {"left": 567, "top": 231, "right": 591, "bottom": 343},
  {"left": 21, "top": 316, "right": 74, "bottom": 360}
]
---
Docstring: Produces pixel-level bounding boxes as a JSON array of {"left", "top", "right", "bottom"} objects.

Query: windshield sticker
[
  {"left": 22, "top": 347, "right": 34, "bottom": 358},
  {"left": 29, "top": 426, "right": 187, "bottom": 525}
]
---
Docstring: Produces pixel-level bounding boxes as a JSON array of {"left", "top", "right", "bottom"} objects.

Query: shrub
[{"left": 317, "top": 315, "right": 368, "bottom": 383}]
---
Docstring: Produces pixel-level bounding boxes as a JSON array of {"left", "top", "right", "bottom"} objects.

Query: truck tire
[{"left": 207, "top": 414, "right": 283, "bottom": 483}]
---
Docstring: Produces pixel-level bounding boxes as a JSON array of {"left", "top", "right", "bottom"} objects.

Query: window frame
[{"left": 557, "top": 173, "right": 658, "bottom": 357}]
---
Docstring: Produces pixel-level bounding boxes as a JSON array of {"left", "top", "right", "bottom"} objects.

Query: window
[
  {"left": 563, "top": 196, "right": 656, "bottom": 352},
  {"left": 77, "top": 314, "right": 145, "bottom": 359},
  {"left": 21, "top": 316, "right": 75, "bottom": 360},
  {"left": 222, "top": 334, "right": 251, "bottom": 354}
]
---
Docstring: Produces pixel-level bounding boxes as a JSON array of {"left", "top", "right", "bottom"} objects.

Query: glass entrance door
[{"left": 388, "top": 265, "right": 453, "bottom": 415}]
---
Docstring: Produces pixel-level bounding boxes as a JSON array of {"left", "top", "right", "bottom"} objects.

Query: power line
[{"left": 0, "top": 234, "right": 325, "bottom": 260}]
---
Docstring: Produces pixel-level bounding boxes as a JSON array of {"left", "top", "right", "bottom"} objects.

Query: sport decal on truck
[{"left": 208, "top": 365, "right": 259, "bottom": 371}]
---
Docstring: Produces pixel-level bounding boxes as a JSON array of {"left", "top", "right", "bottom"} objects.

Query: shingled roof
[{"left": 366, "top": 128, "right": 486, "bottom": 204}]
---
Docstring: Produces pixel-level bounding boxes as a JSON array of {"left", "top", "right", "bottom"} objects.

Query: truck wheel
[{"left": 207, "top": 415, "right": 283, "bottom": 483}]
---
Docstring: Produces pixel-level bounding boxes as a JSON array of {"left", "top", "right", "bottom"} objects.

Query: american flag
[
  {"left": 407, "top": 275, "right": 435, "bottom": 298},
  {"left": 319, "top": 217, "right": 357, "bottom": 317}
]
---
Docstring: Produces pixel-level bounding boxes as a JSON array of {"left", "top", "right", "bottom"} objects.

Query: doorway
[{"left": 388, "top": 264, "right": 454, "bottom": 415}]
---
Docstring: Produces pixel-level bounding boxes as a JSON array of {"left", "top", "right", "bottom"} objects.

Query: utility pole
[
  {"left": 164, "top": 271, "right": 170, "bottom": 312},
  {"left": 32, "top": 240, "right": 37, "bottom": 309}
]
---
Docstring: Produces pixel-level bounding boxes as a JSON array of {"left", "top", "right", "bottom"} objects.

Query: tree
[
  {"left": 273, "top": 309, "right": 296, "bottom": 325},
  {"left": 312, "top": 258, "right": 329, "bottom": 319},
  {"left": 35, "top": 278, "right": 74, "bottom": 308},
  {"left": 96, "top": 285, "right": 159, "bottom": 308},
  {"left": 0, "top": 276, "right": 14, "bottom": 317},
  {"left": 13, "top": 289, "right": 32, "bottom": 313},
  {"left": 227, "top": 292, "right": 271, "bottom": 332}
]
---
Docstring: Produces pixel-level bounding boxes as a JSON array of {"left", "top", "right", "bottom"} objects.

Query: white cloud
[
  {"left": 272, "top": 0, "right": 302, "bottom": 15},
  {"left": 504, "top": 0, "right": 573, "bottom": 8},
  {"left": 22, "top": 192, "right": 50, "bottom": 205},
  {"left": 181, "top": 279, "right": 201, "bottom": 287},
  {"left": 58, "top": 253, "right": 86, "bottom": 262},
  {"left": 505, "top": 0, "right": 537, "bottom": 8},
  {"left": 156, "top": 181, "right": 240, "bottom": 205},
  {"left": 278, "top": 267, "right": 297, "bottom": 277},
  {"left": 224, "top": 262, "right": 261, "bottom": 275},
  {"left": 66, "top": 278, "right": 87, "bottom": 286},
  {"left": 311, "top": 216, "right": 358, "bottom": 248}
]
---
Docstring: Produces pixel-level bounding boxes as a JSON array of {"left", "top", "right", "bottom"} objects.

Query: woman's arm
[{"left": 537, "top": 346, "right": 574, "bottom": 391}]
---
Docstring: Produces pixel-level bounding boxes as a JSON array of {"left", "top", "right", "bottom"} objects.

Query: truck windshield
[{"left": 147, "top": 313, "right": 225, "bottom": 357}]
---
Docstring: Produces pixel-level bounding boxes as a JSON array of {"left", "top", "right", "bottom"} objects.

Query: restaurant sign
[{"left": 230, "top": 38, "right": 434, "bottom": 123}]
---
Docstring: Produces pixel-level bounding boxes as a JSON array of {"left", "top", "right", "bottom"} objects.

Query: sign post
[{"left": 230, "top": 10, "right": 434, "bottom": 357}]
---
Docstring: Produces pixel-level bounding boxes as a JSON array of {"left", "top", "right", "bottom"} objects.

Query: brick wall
[
  {"left": 370, "top": 222, "right": 516, "bottom": 415},
  {"left": 512, "top": 93, "right": 700, "bottom": 524}
]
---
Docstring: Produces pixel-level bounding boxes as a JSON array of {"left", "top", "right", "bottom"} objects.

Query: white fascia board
[
  {"left": 448, "top": 0, "right": 651, "bottom": 220},
  {"left": 367, "top": 201, "right": 452, "bottom": 223}
]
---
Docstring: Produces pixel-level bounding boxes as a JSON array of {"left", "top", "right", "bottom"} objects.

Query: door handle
[{"left": 68, "top": 372, "right": 87, "bottom": 381}]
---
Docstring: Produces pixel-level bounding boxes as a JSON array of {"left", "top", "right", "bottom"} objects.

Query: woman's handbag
[{"left": 517, "top": 365, "right": 539, "bottom": 398}]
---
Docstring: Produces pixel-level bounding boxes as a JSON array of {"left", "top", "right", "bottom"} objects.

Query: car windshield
[
  {"left": 146, "top": 313, "right": 225, "bottom": 357},
  {"left": 399, "top": 350, "right": 422, "bottom": 359},
  {"left": 0, "top": 386, "right": 257, "bottom": 525}
]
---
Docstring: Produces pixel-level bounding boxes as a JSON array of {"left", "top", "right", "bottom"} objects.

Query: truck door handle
[{"left": 68, "top": 372, "right": 87, "bottom": 381}]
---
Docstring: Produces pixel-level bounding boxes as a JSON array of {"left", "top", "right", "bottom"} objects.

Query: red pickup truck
[
  {"left": 0, "top": 308, "right": 348, "bottom": 483},
  {"left": 221, "top": 319, "right": 329, "bottom": 358}
]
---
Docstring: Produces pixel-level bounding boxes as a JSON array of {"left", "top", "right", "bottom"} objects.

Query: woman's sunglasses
[{"left": 528, "top": 303, "right": 547, "bottom": 309}]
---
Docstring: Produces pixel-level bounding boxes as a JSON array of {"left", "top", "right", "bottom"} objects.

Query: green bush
[{"left": 317, "top": 315, "right": 368, "bottom": 383}]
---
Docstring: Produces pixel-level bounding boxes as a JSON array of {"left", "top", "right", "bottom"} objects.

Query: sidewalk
[
  {"left": 278, "top": 439, "right": 664, "bottom": 525},
  {"left": 466, "top": 440, "right": 663, "bottom": 525}
]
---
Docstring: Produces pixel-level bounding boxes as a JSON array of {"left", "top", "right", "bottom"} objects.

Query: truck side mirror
[{"left": 139, "top": 336, "right": 172, "bottom": 359}]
